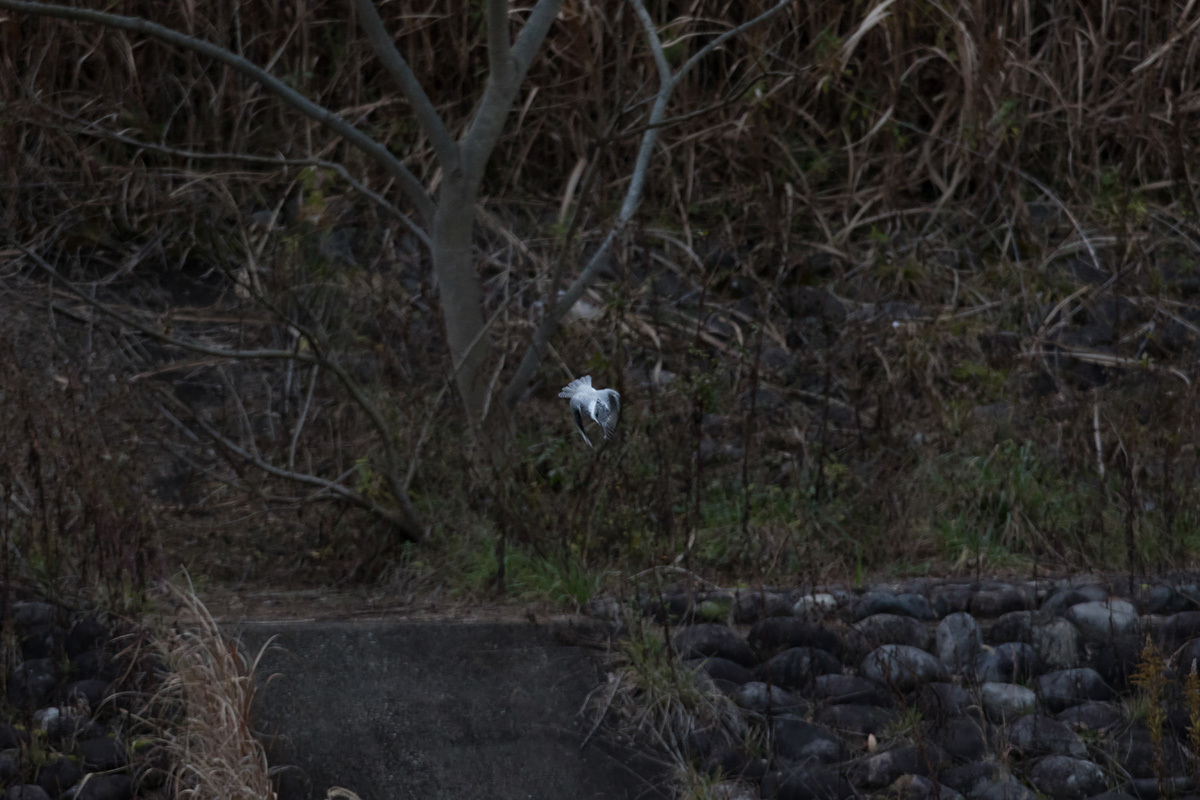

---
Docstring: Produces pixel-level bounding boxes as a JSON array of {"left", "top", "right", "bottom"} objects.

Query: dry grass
[
  {"left": 4, "top": 1, "right": 1200, "bottom": 593},
  {"left": 144, "top": 581, "right": 275, "bottom": 800},
  {"left": 8, "top": 0, "right": 1196, "bottom": 270}
]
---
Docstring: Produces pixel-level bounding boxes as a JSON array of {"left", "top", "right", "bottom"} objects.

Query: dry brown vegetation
[
  {"left": 3, "top": 0, "right": 1200, "bottom": 602},
  {"left": 147, "top": 584, "right": 275, "bottom": 800}
]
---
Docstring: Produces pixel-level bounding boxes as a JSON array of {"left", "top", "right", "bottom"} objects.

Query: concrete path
[{"left": 234, "top": 619, "right": 666, "bottom": 800}]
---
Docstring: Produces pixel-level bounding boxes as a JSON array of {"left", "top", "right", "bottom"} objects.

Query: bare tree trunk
[
  {"left": 433, "top": 176, "right": 488, "bottom": 420},
  {"left": 0, "top": 0, "right": 796, "bottom": 539}
]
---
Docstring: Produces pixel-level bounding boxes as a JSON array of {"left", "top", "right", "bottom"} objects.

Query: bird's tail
[{"left": 558, "top": 375, "right": 593, "bottom": 398}]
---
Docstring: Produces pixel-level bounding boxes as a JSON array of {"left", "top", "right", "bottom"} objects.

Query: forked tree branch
[
  {"left": 499, "top": 0, "right": 796, "bottom": 409},
  {"left": 352, "top": 0, "right": 459, "bottom": 173},
  {"left": 0, "top": 0, "right": 436, "bottom": 224},
  {"left": 460, "top": 0, "right": 565, "bottom": 184}
]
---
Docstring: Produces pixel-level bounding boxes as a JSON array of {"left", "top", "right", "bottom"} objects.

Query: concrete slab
[{"left": 234, "top": 620, "right": 666, "bottom": 800}]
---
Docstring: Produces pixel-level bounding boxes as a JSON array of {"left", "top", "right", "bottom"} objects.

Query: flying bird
[{"left": 559, "top": 375, "right": 620, "bottom": 448}]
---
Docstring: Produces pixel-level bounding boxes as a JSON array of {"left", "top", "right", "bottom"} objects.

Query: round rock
[
  {"left": 734, "top": 682, "right": 806, "bottom": 715},
  {"left": 1141, "top": 585, "right": 1186, "bottom": 616},
  {"left": 0, "top": 723, "right": 28, "bottom": 750},
  {"left": 1033, "top": 618, "right": 1083, "bottom": 670},
  {"left": 749, "top": 618, "right": 843, "bottom": 659},
  {"left": 939, "top": 762, "right": 1000, "bottom": 796},
  {"left": 686, "top": 657, "right": 754, "bottom": 688},
  {"left": 937, "top": 613, "right": 982, "bottom": 672},
  {"left": 674, "top": 625, "right": 756, "bottom": 667},
  {"left": 1005, "top": 715, "right": 1086, "bottom": 757},
  {"left": 855, "top": 613, "right": 932, "bottom": 650},
  {"left": 1035, "top": 668, "right": 1115, "bottom": 713},
  {"left": 64, "top": 679, "right": 113, "bottom": 714},
  {"left": 853, "top": 591, "right": 935, "bottom": 621},
  {"left": 65, "top": 614, "right": 107, "bottom": 657},
  {"left": 1055, "top": 701, "right": 1121, "bottom": 731},
  {"left": 981, "top": 682, "right": 1036, "bottom": 721},
  {"left": 758, "top": 647, "right": 842, "bottom": 690},
  {"left": 761, "top": 765, "right": 853, "bottom": 800},
  {"left": 890, "top": 774, "right": 966, "bottom": 800},
  {"left": 1162, "top": 611, "right": 1200, "bottom": 651},
  {"left": 735, "top": 591, "right": 792, "bottom": 624},
  {"left": 21, "top": 624, "right": 64, "bottom": 660},
  {"left": 45, "top": 712, "right": 103, "bottom": 746},
  {"left": 69, "top": 648, "right": 113, "bottom": 682},
  {"left": 1065, "top": 600, "right": 1139, "bottom": 643},
  {"left": 34, "top": 757, "right": 82, "bottom": 798},
  {"left": 1040, "top": 585, "right": 1107, "bottom": 617},
  {"left": 1029, "top": 755, "right": 1105, "bottom": 800},
  {"left": 972, "top": 777, "right": 1037, "bottom": 800},
  {"left": 816, "top": 704, "right": 895, "bottom": 740},
  {"left": 861, "top": 645, "right": 948, "bottom": 692},
  {"left": 913, "top": 682, "right": 977, "bottom": 722},
  {"left": 987, "top": 611, "right": 1035, "bottom": 645},
  {"left": 793, "top": 594, "right": 838, "bottom": 618},
  {"left": 851, "top": 745, "right": 938, "bottom": 789},
  {"left": 12, "top": 602, "right": 56, "bottom": 631},
  {"left": 932, "top": 585, "right": 973, "bottom": 618},
  {"left": 8, "top": 659, "right": 57, "bottom": 709},
  {"left": 812, "top": 674, "right": 891, "bottom": 707},
  {"left": 771, "top": 716, "right": 844, "bottom": 765},
  {"left": 928, "top": 717, "right": 998, "bottom": 762},
  {"left": 1091, "top": 636, "right": 1142, "bottom": 691},
  {"left": 970, "top": 586, "right": 1033, "bottom": 617},
  {"left": 973, "top": 642, "right": 1040, "bottom": 683}
]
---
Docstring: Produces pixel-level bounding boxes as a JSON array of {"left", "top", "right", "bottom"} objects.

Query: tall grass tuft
[
  {"left": 147, "top": 582, "right": 275, "bottom": 800},
  {"left": 596, "top": 607, "right": 747, "bottom": 787}
]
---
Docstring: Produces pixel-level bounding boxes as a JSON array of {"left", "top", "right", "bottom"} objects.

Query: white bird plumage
[{"left": 558, "top": 375, "right": 620, "bottom": 448}]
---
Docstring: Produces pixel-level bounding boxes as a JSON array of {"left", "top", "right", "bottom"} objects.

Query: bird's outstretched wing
[
  {"left": 572, "top": 406, "right": 594, "bottom": 448},
  {"left": 599, "top": 389, "right": 620, "bottom": 439},
  {"left": 559, "top": 375, "right": 594, "bottom": 399}
]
